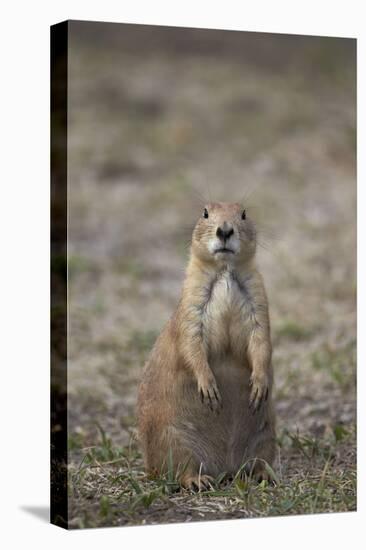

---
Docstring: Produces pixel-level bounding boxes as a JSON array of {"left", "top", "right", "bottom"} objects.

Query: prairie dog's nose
[{"left": 216, "top": 222, "right": 234, "bottom": 241}]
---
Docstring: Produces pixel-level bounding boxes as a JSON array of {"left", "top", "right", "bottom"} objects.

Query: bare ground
[{"left": 65, "top": 23, "right": 356, "bottom": 528}]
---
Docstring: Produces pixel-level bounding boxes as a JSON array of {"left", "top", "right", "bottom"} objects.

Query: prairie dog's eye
[
  {"left": 241, "top": 209, "right": 246, "bottom": 220},
  {"left": 203, "top": 208, "right": 209, "bottom": 219}
]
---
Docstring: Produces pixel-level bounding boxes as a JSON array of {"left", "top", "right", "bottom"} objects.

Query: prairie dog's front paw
[
  {"left": 197, "top": 370, "right": 222, "bottom": 413},
  {"left": 249, "top": 373, "right": 269, "bottom": 413}
]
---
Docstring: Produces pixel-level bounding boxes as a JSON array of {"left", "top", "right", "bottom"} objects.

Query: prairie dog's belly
[
  {"left": 210, "top": 354, "right": 249, "bottom": 384},
  {"left": 178, "top": 355, "right": 254, "bottom": 474},
  {"left": 210, "top": 354, "right": 251, "bottom": 409}
]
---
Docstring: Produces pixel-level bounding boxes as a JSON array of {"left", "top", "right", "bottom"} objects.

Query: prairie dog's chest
[
  {"left": 207, "top": 272, "right": 242, "bottom": 317},
  {"left": 202, "top": 271, "right": 253, "bottom": 355}
]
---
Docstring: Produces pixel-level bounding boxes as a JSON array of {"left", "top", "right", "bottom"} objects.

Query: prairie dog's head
[{"left": 191, "top": 202, "right": 256, "bottom": 265}]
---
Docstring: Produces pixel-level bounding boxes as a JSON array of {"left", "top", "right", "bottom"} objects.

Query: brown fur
[{"left": 137, "top": 202, "right": 276, "bottom": 489}]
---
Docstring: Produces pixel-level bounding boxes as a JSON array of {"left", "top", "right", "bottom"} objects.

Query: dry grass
[
  {"left": 67, "top": 423, "right": 356, "bottom": 528},
  {"left": 65, "top": 23, "right": 356, "bottom": 528}
]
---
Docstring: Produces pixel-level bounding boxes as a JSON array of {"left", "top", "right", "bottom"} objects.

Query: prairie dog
[{"left": 137, "top": 202, "right": 276, "bottom": 489}]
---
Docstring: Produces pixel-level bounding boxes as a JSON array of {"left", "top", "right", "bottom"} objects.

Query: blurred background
[{"left": 66, "top": 21, "right": 356, "bottom": 525}]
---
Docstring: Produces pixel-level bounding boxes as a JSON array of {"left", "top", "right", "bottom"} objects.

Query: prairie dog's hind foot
[
  {"left": 242, "top": 459, "right": 277, "bottom": 485},
  {"left": 180, "top": 473, "right": 214, "bottom": 491}
]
